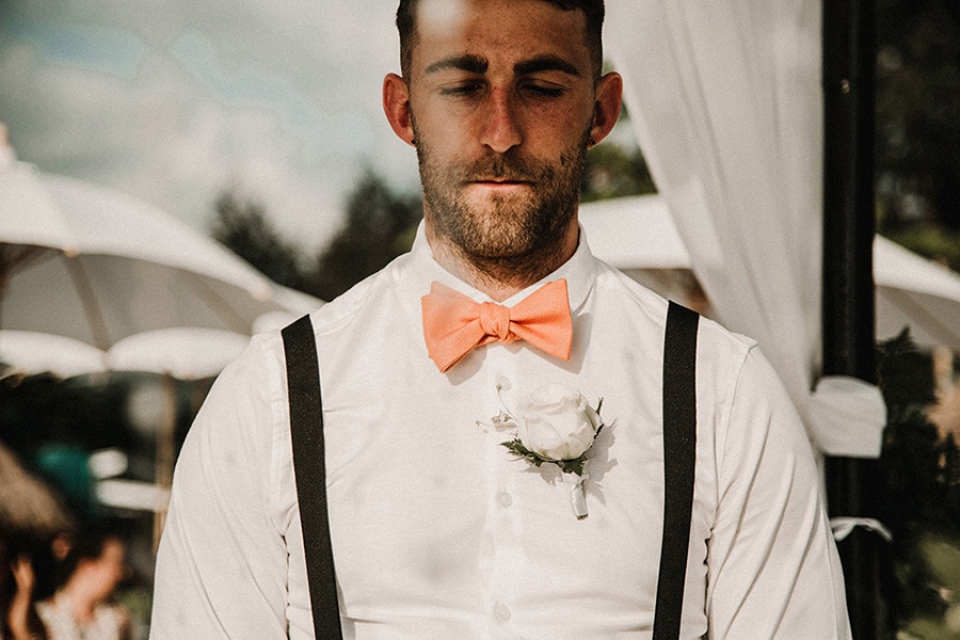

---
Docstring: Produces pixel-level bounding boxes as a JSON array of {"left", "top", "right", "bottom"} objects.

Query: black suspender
[
  {"left": 654, "top": 301, "right": 700, "bottom": 639},
  {"left": 282, "top": 315, "right": 342, "bottom": 640},
  {"left": 281, "top": 301, "right": 699, "bottom": 640}
]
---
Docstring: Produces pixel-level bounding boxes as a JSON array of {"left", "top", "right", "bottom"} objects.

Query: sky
[{"left": 0, "top": 0, "right": 422, "bottom": 252}]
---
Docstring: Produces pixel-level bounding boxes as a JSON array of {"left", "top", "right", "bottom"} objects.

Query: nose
[{"left": 480, "top": 86, "right": 522, "bottom": 153}]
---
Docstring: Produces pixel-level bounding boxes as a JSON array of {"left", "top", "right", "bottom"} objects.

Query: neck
[
  {"left": 425, "top": 222, "right": 579, "bottom": 302},
  {"left": 61, "top": 579, "right": 98, "bottom": 622}
]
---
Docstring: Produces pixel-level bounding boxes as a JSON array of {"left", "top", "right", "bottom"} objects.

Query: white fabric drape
[{"left": 605, "top": 0, "right": 883, "bottom": 457}]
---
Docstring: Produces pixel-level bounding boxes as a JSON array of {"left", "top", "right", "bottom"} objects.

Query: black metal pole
[{"left": 822, "top": 0, "right": 889, "bottom": 638}]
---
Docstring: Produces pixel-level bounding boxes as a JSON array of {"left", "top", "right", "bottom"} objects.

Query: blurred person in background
[
  {"left": 1, "top": 533, "right": 48, "bottom": 640},
  {"left": 36, "top": 527, "right": 130, "bottom": 640}
]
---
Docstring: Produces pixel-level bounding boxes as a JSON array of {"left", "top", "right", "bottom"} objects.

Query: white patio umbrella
[
  {"left": 0, "top": 331, "right": 106, "bottom": 379},
  {"left": 580, "top": 195, "right": 960, "bottom": 353},
  {"left": 0, "top": 140, "right": 321, "bottom": 544},
  {"left": 0, "top": 149, "right": 318, "bottom": 355},
  {"left": 874, "top": 236, "right": 960, "bottom": 351},
  {"left": 0, "top": 326, "right": 257, "bottom": 380}
]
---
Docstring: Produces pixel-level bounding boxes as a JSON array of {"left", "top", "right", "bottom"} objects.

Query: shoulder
[
  {"left": 591, "top": 258, "right": 671, "bottom": 322},
  {"left": 306, "top": 250, "right": 417, "bottom": 338},
  {"left": 591, "top": 257, "right": 756, "bottom": 369}
]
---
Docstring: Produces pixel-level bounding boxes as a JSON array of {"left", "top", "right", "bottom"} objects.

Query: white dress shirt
[{"left": 151, "top": 225, "right": 852, "bottom": 639}]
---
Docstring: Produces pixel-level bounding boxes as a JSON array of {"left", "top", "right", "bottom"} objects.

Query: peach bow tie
[{"left": 421, "top": 279, "right": 573, "bottom": 373}]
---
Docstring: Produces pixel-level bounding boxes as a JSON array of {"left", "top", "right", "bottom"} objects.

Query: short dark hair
[
  {"left": 396, "top": 0, "right": 605, "bottom": 82},
  {"left": 55, "top": 523, "right": 123, "bottom": 588}
]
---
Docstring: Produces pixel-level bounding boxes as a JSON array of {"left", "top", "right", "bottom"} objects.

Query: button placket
[{"left": 483, "top": 350, "right": 523, "bottom": 633}]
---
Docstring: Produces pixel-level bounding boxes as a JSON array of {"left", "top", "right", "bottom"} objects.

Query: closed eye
[
  {"left": 522, "top": 83, "right": 565, "bottom": 99},
  {"left": 439, "top": 81, "right": 485, "bottom": 99}
]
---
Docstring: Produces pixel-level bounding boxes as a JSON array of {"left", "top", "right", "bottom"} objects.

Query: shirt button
[
  {"left": 497, "top": 491, "right": 513, "bottom": 507},
  {"left": 494, "top": 601, "right": 512, "bottom": 622}
]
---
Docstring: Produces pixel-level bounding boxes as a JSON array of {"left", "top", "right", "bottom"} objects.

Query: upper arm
[
  {"left": 705, "top": 347, "right": 851, "bottom": 639},
  {"left": 150, "top": 338, "right": 290, "bottom": 639}
]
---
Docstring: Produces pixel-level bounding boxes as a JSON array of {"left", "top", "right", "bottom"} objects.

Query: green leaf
[
  {"left": 558, "top": 455, "right": 587, "bottom": 476},
  {"left": 501, "top": 439, "right": 545, "bottom": 467}
]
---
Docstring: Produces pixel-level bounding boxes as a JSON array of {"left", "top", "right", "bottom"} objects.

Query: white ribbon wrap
[
  {"left": 563, "top": 467, "right": 589, "bottom": 519},
  {"left": 830, "top": 517, "right": 893, "bottom": 543}
]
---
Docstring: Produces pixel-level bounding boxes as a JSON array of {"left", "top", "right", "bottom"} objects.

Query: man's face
[{"left": 405, "top": 0, "right": 600, "bottom": 262}]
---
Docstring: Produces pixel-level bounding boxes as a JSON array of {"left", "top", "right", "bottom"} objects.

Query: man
[{"left": 151, "top": 0, "right": 852, "bottom": 638}]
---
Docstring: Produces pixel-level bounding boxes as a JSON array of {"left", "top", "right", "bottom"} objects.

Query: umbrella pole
[
  {"left": 822, "top": 0, "right": 889, "bottom": 637},
  {"left": 153, "top": 373, "right": 177, "bottom": 554}
]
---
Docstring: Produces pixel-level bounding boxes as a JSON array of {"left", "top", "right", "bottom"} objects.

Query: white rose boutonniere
[{"left": 497, "top": 382, "right": 604, "bottom": 519}]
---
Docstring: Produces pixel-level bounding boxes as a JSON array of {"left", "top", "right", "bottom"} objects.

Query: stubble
[{"left": 415, "top": 127, "right": 591, "bottom": 288}]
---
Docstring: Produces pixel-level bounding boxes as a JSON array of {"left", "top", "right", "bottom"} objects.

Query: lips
[
  {"left": 468, "top": 181, "right": 534, "bottom": 192},
  {"left": 468, "top": 177, "right": 533, "bottom": 185}
]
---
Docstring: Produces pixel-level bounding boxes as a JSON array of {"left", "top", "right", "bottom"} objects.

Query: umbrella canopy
[
  {"left": 0, "top": 141, "right": 77, "bottom": 259},
  {"left": 0, "top": 331, "right": 105, "bottom": 379},
  {"left": 0, "top": 327, "right": 255, "bottom": 380},
  {"left": 875, "top": 236, "right": 960, "bottom": 351},
  {"left": 108, "top": 328, "right": 251, "bottom": 379},
  {"left": 0, "top": 153, "right": 318, "bottom": 354},
  {"left": 580, "top": 195, "right": 960, "bottom": 353}
]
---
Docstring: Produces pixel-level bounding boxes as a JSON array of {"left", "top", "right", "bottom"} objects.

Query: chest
[{"left": 310, "top": 342, "right": 717, "bottom": 635}]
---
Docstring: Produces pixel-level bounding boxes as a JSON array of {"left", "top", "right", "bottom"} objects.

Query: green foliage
[
  {"left": 500, "top": 438, "right": 589, "bottom": 476},
  {"left": 502, "top": 438, "right": 548, "bottom": 467},
  {"left": 878, "top": 329, "right": 937, "bottom": 413},
  {"left": 210, "top": 171, "right": 422, "bottom": 301},
  {"left": 876, "top": 0, "right": 960, "bottom": 268},
  {"left": 209, "top": 192, "right": 311, "bottom": 292},
  {"left": 883, "top": 226, "right": 960, "bottom": 273},
  {"left": 877, "top": 330, "right": 960, "bottom": 633},
  {"left": 580, "top": 142, "right": 656, "bottom": 202},
  {"left": 578, "top": 92, "right": 656, "bottom": 202},
  {"left": 310, "top": 171, "right": 422, "bottom": 301}
]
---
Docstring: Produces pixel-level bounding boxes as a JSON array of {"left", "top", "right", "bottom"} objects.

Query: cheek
[
  {"left": 412, "top": 95, "right": 473, "bottom": 139},
  {"left": 526, "top": 111, "right": 591, "bottom": 148}
]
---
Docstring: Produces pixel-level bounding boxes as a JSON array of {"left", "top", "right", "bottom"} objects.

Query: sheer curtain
[{"left": 605, "top": 0, "right": 883, "bottom": 457}]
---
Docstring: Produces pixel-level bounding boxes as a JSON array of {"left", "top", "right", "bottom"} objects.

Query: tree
[
  {"left": 877, "top": 330, "right": 960, "bottom": 635},
  {"left": 581, "top": 142, "right": 656, "bottom": 202},
  {"left": 876, "top": 0, "right": 960, "bottom": 271},
  {"left": 309, "top": 171, "right": 422, "bottom": 301},
  {"left": 209, "top": 191, "right": 310, "bottom": 292},
  {"left": 580, "top": 101, "right": 657, "bottom": 202}
]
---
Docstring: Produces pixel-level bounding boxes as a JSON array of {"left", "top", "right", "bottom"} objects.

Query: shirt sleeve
[
  {"left": 150, "top": 336, "right": 290, "bottom": 640},
  {"left": 705, "top": 346, "right": 852, "bottom": 639}
]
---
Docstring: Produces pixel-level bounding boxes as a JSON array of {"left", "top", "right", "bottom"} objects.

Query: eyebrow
[
  {"left": 514, "top": 55, "right": 582, "bottom": 78},
  {"left": 423, "top": 54, "right": 582, "bottom": 78},
  {"left": 425, "top": 54, "right": 488, "bottom": 75}
]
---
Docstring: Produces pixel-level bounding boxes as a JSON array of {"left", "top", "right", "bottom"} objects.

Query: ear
[
  {"left": 588, "top": 71, "right": 623, "bottom": 146},
  {"left": 383, "top": 73, "right": 416, "bottom": 146}
]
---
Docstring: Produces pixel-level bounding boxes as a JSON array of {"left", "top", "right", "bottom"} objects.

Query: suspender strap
[
  {"left": 282, "top": 315, "right": 343, "bottom": 640},
  {"left": 653, "top": 301, "right": 700, "bottom": 640}
]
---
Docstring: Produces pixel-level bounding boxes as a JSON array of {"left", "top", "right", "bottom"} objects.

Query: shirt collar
[{"left": 409, "top": 219, "right": 596, "bottom": 314}]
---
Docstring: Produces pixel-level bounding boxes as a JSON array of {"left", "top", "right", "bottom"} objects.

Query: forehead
[{"left": 411, "top": 0, "right": 590, "bottom": 74}]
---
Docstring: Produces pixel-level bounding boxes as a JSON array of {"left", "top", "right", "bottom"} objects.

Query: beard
[{"left": 415, "top": 127, "right": 591, "bottom": 276}]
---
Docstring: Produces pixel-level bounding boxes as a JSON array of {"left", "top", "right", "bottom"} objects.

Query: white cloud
[{"left": 0, "top": 1, "right": 419, "bottom": 253}]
